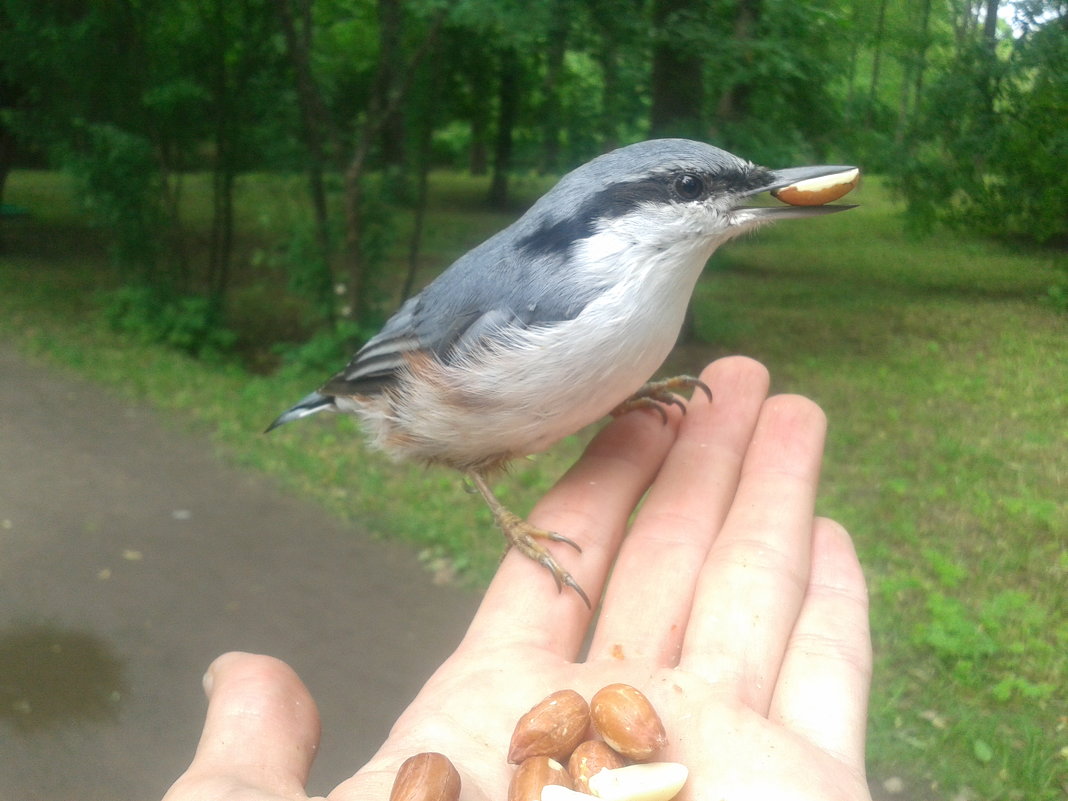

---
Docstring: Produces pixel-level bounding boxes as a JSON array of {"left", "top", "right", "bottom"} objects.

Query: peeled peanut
[
  {"left": 772, "top": 167, "right": 860, "bottom": 206},
  {"left": 541, "top": 786, "right": 597, "bottom": 801},
  {"left": 587, "top": 762, "right": 688, "bottom": 801},
  {"left": 389, "top": 752, "right": 461, "bottom": 801},
  {"left": 589, "top": 684, "right": 667, "bottom": 761},
  {"left": 510, "top": 756, "right": 573, "bottom": 801},
  {"left": 509, "top": 689, "right": 591, "bottom": 763},
  {"left": 568, "top": 740, "right": 627, "bottom": 794}
]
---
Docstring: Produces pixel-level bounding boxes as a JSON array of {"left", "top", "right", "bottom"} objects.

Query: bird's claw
[
  {"left": 542, "top": 529, "right": 583, "bottom": 552},
  {"left": 509, "top": 522, "right": 591, "bottom": 608},
  {"left": 612, "top": 375, "right": 713, "bottom": 423},
  {"left": 467, "top": 470, "right": 591, "bottom": 607},
  {"left": 537, "top": 552, "right": 592, "bottom": 609}
]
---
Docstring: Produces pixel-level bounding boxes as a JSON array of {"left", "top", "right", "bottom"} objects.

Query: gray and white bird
[{"left": 269, "top": 138, "right": 857, "bottom": 605}]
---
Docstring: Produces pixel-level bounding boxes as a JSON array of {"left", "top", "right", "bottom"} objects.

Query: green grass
[{"left": 1, "top": 170, "right": 1065, "bottom": 800}]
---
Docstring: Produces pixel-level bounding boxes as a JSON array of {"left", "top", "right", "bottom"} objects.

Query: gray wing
[{"left": 319, "top": 232, "right": 607, "bottom": 398}]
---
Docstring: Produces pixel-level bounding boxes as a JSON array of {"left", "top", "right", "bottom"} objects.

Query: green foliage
[
  {"left": 357, "top": 171, "right": 400, "bottom": 285},
  {"left": 7, "top": 0, "right": 1063, "bottom": 375},
  {"left": 892, "top": 15, "right": 1068, "bottom": 244},
  {"left": 1048, "top": 263, "right": 1068, "bottom": 312},
  {"left": 273, "top": 319, "right": 369, "bottom": 376},
  {"left": 61, "top": 123, "right": 165, "bottom": 282},
  {"left": 263, "top": 218, "right": 337, "bottom": 323},
  {"left": 341, "top": 169, "right": 401, "bottom": 324},
  {"left": 249, "top": 173, "right": 342, "bottom": 325},
  {"left": 103, "top": 286, "right": 236, "bottom": 360},
  {"left": 706, "top": 0, "right": 847, "bottom": 163}
]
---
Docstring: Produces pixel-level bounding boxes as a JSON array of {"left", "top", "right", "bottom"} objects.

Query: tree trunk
[
  {"left": 467, "top": 52, "right": 493, "bottom": 175},
  {"left": 275, "top": 0, "right": 338, "bottom": 321},
  {"left": 0, "top": 121, "right": 14, "bottom": 253},
  {"left": 341, "top": 5, "right": 450, "bottom": 322},
  {"left": 913, "top": 0, "right": 933, "bottom": 99},
  {"left": 712, "top": 0, "right": 759, "bottom": 133},
  {"left": 895, "top": 8, "right": 917, "bottom": 146},
  {"left": 845, "top": 0, "right": 862, "bottom": 106},
  {"left": 539, "top": 0, "right": 569, "bottom": 173},
  {"left": 650, "top": 0, "right": 705, "bottom": 138},
  {"left": 209, "top": 160, "right": 235, "bottom": 304},
  {"left": 402, "top": 51, "right": 445, "bottom": 303},
  {"left": 469, "top": 110, "right": 490, "bottom": 175},
  {"left": 488, "top": 46, "right": 520, "bottom": 208},
  {"left": 597, "top": 37, "right": 622, "bottom": 151},
  {"left": 0, "top": 119, "right": 15, "bottom": 211},
  {"left": 375, "top": 0, "right": 407, "bottom": 167},
  {"left": 865, "top": 0, "right": 889, "bottom": 126},
  {"left": 207, "top": 0, "right": 235, "bottom": 306},
  {"left": 983, "top": 0, "right": 999, "bottom": 42}
]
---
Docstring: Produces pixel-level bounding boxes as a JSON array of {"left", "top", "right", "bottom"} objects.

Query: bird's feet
[
  {"left": 611, "top": 375, "right": 713, "bottom": 423},
  {"left": 494, "top": 506, "right": 591, "bottom": 608},
  {"left": 466, "top": 470, "right": 591, "bottom": 608}
]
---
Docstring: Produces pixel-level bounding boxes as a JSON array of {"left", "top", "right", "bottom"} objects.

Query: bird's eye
[{"left": 673, "top": 173, "right": 704, "bottom": 200}]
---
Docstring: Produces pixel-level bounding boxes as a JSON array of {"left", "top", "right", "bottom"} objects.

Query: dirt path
[{"left": 0, "top": 345, "right": 479, "bottom": 800}]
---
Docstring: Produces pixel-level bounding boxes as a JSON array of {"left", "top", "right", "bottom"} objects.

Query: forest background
[{"left": 1, "top": 1, "right": 1065, "bottom": 800}]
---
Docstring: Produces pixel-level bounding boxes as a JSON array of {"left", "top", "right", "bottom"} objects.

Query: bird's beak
[{"left": 732, "top": 164, "right": 860, "bottom": 221}]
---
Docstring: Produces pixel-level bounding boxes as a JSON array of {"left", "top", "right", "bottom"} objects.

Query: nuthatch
[{"left": 269, "top": 138, "right": 858, "bottom": 606}]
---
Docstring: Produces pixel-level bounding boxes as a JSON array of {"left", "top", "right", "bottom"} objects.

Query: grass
[{"left": 1, "top": 170, "right": 1065, "bottom": 800}]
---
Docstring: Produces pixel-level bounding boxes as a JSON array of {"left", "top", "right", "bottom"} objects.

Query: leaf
[{"left": 973, "top": 739, "right": 994, "bottom": 763}]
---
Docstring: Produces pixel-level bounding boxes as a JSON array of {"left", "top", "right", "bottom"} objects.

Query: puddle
[{"left": 0, "top": 624, "right": 125, "bottom": 731}]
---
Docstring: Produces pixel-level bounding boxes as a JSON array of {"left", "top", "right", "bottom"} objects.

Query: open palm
[{"left": 165, "top": 357, "right": 873, "bottom": 801}]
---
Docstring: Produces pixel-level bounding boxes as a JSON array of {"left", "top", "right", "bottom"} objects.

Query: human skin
[{"left": 164, "top": 356, "right": 873, "bottom": 801}]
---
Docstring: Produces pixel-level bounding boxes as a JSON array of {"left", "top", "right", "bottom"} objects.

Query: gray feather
[
  {"left": 265, "top": 391, "right": 335, "bottom": 432},
  {"left": 297, "top": 139, "right": 855, "bottom": 401}
]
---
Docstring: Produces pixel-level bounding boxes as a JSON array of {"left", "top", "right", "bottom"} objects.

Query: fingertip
[
  {"left": 812, "top": 517, "right": 854, "bottom": 554},
  {"left": 682, "top": 356, "right": 770, "bottom": 426},
  {"left": 202, "top": 651, "right": 305, "bottom": 701},
  {"left": 765, "top": 393, "right": 828, "bottom": 432},
  {"left": 191, "top": 652, "right": 321, "bottom": 790},
  {"left": 740, "top": 393, "right": 828, "bottom": 483},
  {"left": 698, "top": 355, "right": 770, "bottom": 394},
  {"left": 811, "top": 518, "right": 869, "bottom": 613},
  {"left": 202, "top": 650, "right": 252, "bottom": 698}
]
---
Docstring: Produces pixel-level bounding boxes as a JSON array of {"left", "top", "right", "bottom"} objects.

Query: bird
[{"left": 268, "top": 138, "right": 857, "bottom": 607}]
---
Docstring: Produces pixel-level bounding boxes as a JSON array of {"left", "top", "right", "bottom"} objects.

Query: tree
[
  {"left": 893, "top": 1, "right": 1068, "bottom": 243},
  {"left": 487, "top": 44, "right": 522, "bottom": 206},
  {"left": 650, "top": 0, "right": 707, "bottom": 138},
  {"left": 275, "top": 0, "right": 342, "bottom": 323},
  {"left": 340, "top": 0, "right": 449, "bottom": 324}
]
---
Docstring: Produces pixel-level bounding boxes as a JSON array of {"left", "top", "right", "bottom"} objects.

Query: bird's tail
[{"left": 265, "top": 391, "right": 336, "bottom": 432}]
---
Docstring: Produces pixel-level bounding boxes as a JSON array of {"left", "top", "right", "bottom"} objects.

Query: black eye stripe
[{"left": 518, "top": 164, "right": 775, "bottom": 256}]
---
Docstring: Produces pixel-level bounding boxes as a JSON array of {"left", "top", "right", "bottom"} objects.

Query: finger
[
  {"left": 587, "top": 357, "right": 770, "bottom": 664},
  {"left": 769, "top": 518, "right": 872, "bottom": 769},
  {"left": 164, "top": 652, "right": 320, "bottom": 800},
  {"left": 679, "top": 394, "right": 827, "bottom": 713},
  {"left": 464, "top": 403, "right": 682, "bottom": 658}
]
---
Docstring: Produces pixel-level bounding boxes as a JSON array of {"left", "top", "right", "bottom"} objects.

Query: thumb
[{"left": 163, "top": 651, "right": 321, "bottom": 801}]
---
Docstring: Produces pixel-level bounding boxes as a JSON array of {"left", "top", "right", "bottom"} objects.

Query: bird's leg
[
  {"left": 611, "top": 375, "right": 713, "bottom": 423},
  {"left": 466, "top": 470, "right": 591, "bottom": 608}
]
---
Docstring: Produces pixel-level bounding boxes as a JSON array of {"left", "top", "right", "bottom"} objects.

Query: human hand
[{"left": 164, "top": 356, "right": 873, "bottom": 801}]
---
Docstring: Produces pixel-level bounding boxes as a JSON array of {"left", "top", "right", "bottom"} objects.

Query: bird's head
[{"left": 514, "top": 138, "right": 856, "bottom": 275}]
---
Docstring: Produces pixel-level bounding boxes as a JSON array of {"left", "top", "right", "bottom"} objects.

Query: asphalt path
[{"left": 0, "top": 345, "right": 480, "bottom": 800}]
